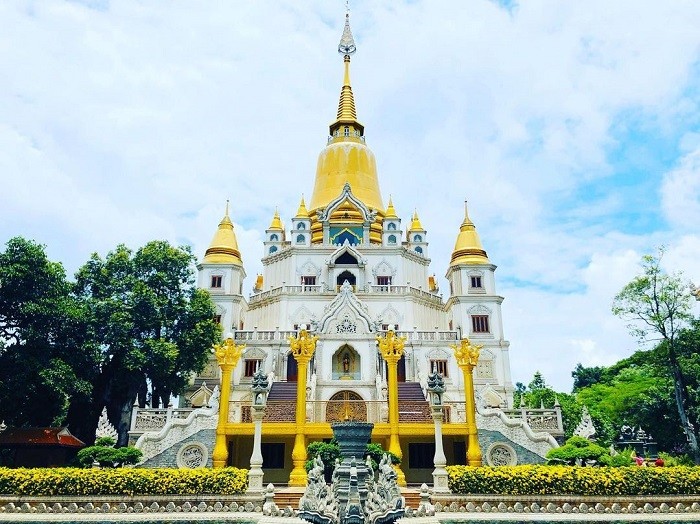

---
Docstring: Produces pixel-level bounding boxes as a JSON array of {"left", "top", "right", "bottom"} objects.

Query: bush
[
  {"left": 0, "top": 467, "right": 248, "bottom": 496},
  {"left": 75, "top": 437, "right": 142, "bottom": 468},
  {"left": 305, "top": 440, "right": 401, "bottom": 481},
  {"left": 446, "top": 464, "right": 700, "bottom": 495},
  {"left": 658, "top": 452, "right": 695, "bottom": 467},
  {"left": 546, "top": 436, "right": 607, "bottom": 465}
]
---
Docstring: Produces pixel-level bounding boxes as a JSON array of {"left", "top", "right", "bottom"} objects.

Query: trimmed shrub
[
  {"left": 0, "top": 467, "right": 248, "bottom": 496},
  {"left": 446, "top": 465, "right": 700, "bottom": 496}
]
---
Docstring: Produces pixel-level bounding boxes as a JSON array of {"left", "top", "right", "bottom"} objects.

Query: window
[
  {"left": 408, "top": 443, "right": 435, "bottom": 469},
  {"left": 302, "top": 275, "right": 316, "bottom": 291},
  {"left": 213, "top": 314, "right": 222, "bottom": 325},
  {"left": 261, "top": 443, "right": 285, "bottom": 469},
  {"left": 381, "top": 324, "right": 399, "bottom": 331},
  {"left": 470, "top": 276, "right": 483, "bottom": 289},
  {"left": 269, "top": 246, "right": 278, "bottom": 254},
  {"left": 210, "top": 275, "right": 222, "bottom": 288},
  {"left": 430, "top": 359, "right": 449, "bottom": 378},
  {"left": 387, "top": 222, "right": 397, "bottom": 231},
  {"left": 270, "top": 233, "right": 278, "bottom": 241},
  {"left": 297, "top": 222, "right": 306, "bottom": 230},
  {"left": 387, "top": 234, "right": 397, "bottom": 245},
  {"left": 471, "top": 314, "right": 490, "bottom": 333},
  {"left": 244, "top": 359, "right": 262, "bottom": 377},
  {"left": 296, "top": 234, "right": 305, "bottom": 244},
  {"left": 344, "top": 126, "right": 350, "bottom": 137},
  {"left": 376, "top": 276, "right": 391, "bottom": 291},
  {"left": 414, "top": 234, "right": 422, "bottom": 242},
  {"left": 415, "top": 246, "right": 423, "bottom": 254}
]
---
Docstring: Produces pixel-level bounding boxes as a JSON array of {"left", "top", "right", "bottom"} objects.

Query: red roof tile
[{"left": 0, "top": 427, "right": 85, "bottom": 448}]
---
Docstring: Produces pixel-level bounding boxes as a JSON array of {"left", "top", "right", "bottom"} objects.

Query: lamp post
[
  {"left": 427, "top": 370, "right": 449, "bottom": 494},
  {"left": 287, "top": 327, "right": 319, "bottom": 486},
  {"left": 376, "top": 328, "right": 407, "bottom": 486},
  {"left": 247, "top": 367, "right": 269, "bottom": 498},
  {"left": 450, "top": 338, "right": 482, "bottom": 467},
  {"left": 212, "top": 336, "right": 245, "bottom": 468}
]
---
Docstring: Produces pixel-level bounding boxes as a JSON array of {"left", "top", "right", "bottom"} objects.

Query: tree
[
  {"left": 571, "top": 363, "right": 604, "bottom": 392},
  {"left": 67, "top": 241, "right": 220, "bottom": 446},
  {"left": 612, "top": 249, "right": 699, "bottom": 463},
  {"left": 0, "top": 237, "right": 92, "bottom": 427}
]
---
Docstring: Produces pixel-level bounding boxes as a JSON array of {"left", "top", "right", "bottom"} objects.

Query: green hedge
[
  {"left": 0, "top": 467, "right": 248, "bottom": 496},
  {"left": 447, "top": 465, "right": 700, "bottom": 496}
]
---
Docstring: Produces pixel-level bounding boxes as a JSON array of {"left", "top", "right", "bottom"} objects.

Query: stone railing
[
  {"left": 130, "top": 407, "right": 196, "bottom": 432},
  {"left": 249, "top": 283, "right": 443, "bottom": 307},
  {"left": 232, "top": 329, "right": 458, "bottom": 343},
  {"left": 500, "top": 406, "right": 564, "bottom": 436}
]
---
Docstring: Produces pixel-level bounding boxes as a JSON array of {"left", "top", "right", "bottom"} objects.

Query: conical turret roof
[
  {"left": 203, "top": 202, "right": 243, "bottom": 265},
  {"left": 450, "top": 202, "right": 489, "bottom": 266}
]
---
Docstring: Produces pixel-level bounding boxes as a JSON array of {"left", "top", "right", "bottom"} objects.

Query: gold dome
[
  {"left": 450, "top": 202, "right": 489, "bottom": 266},
  {"left": 203, "top": 203, "right": 243, "bottom": 266},
  {"left": 408, "top": 210, "right": 423, "bottom": 232},
  {"left": 309, "top": 15, "right": 385, "bottom": 244}
]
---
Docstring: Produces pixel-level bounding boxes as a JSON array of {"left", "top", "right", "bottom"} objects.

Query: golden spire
[
  {"left": 409, "top": 210, "right": 423, "bottom": 231},
  {"left": 450, "top": 201, "right": 489, "bottom": 266},
  {"left": 203, "top": 200, "right": 243, "bottom": 265},
  {"left": 295, "top": 196, "right": 309, "bottom": 218},
  {"left": 308, "top": 10, "right": 385, "bottom": 243},
  {"left": 268, "top": 208, "right": 283, "bottom": 231},
  {"left": 385, "top": 196, "right": 398, "bottom": 219},
  {"left": 330, "top": 11, "right": 363, "bottom": 136}
]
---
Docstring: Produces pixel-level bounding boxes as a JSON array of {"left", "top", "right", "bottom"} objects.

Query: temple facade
[{"left": 129, "top": 14, "right": 562, "bottom": 484}]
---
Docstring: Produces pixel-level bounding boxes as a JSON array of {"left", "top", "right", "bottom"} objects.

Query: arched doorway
[
  {"left": 336, "top": 270, "right": 356, "bottom": 290},
  {"left": 326, "top": 391, "right": 367, "bottom": 422},
  {"left": 286, "top": 353, "right": 298, "bottom": 382},
  {"left": 397, "top": 355, "right": 406, "bottom": 382}
]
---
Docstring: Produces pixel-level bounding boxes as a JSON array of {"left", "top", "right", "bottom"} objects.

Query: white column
[
  {"left": 431, "top": 404, "right": 450, "bottom": 494},
  {"left": 247, "top": 406, "right": 265, "bottom": 497}
]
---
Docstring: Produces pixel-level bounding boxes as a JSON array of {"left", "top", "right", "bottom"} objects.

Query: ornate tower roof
[
  {"left": 308, "top": 12, "right": 385, "bottom": 243},
  {"left": 450, "top": 202, "right": 489, "bottom": 266},
  {"left": 385, "top": 197, "right": 398, "bottom": 219},
  {"left": 268, "top": 209, "right": 283, "bottom": 231},
  {"left": 408, "top": 210, "right": 423, "bottom": 231},
  {"left": 203, "top": 201, "right": 243, "bottom": 265},
  {"left": 295, "top": 196, "right": 309, "bottom": 218}
]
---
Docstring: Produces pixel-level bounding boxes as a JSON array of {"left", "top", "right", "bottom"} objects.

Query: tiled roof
[{"left": 0, "top": 427, "right": 85, "bottom": 448}]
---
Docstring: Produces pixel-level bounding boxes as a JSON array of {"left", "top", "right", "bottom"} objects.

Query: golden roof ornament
[
  {"left": 268, "top": 209, "right": 283, "bottom": 231},
  {"left": 295, "top": 196, "right": 309, "bottom": 218},
  {"left": 385, "top": 197, "right": 398, "bottom": 219},
  {"left": 450, "top": 201, "right": 489, "bottom": 266},
  {"left": 338, "top": 10, "right": 356, "bottom": 56},
  {"left": 409, "top": 210, "right": 423, "bottom": 231},
  {"left": 203, "top": 200, "right": 243, "bottom": 265}
]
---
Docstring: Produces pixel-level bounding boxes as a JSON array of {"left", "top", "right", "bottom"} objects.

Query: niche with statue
[{"left": 332, "top": 345, "right": 360, "bottom": 380}]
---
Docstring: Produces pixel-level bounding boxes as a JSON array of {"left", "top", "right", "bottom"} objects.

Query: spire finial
[
  {"left": 225, "top": 199, "right": 230, "bottom": 216},
  {"left": 338, "top": 4, "right": 356, "bottom": 56}
]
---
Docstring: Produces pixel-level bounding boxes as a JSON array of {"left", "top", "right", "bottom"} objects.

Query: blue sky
[{"left": 1, "top": 0, "right": 700, "bottom": 391}]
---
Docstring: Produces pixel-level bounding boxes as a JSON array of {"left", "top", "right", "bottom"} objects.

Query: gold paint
[
  {"left": 254, "top": 274, "right": 263, "bottom": 291},
  {"left": 203, "top": 209, "right": 243, "bottom": 266},
  {"left": 450, "top": 202, "right": 489, "bottom": 266},
  {"left": 385, "top": 197, "right": 398, "bottom": 219},
  {"left": 212, "top": 337, "right": 246, "bottom": 467},
  {"left": 408, "top": 210, "right": 423, "bottom": 232},
  {"left": 268, "top": 209, "right": 283, "bottom": 231},
  {"left": 295, "top": 196, "right": 309, "bottom": 218},
  {"left": 450, "top": 338, "right": 483, "bottom": 466}
]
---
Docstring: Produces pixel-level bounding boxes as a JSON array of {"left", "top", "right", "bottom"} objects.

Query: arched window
[
  {"left": 387, "top": 234, "right": 397, "bottom": 245},
  {"left": 336, "top": 252, "right": 358, "bottom": 265},
  {"left": 388, "top": 222, "right": 397, "bottom": 231},
  {"left": 344, "top": 126, "right": 350, "bottom": 137},
  {"left": 296, "top": 234, "right": 305, "bottom": 244},
  {"left": 414, "top": 234, "right": 422, "bottom": 242},
  {"left": 297, "top": 222, "right": 306, "bottom": 230},
  {"left": 270, "top": 233, "right": 279, "bottom": 241},
  {"left": 269, "top": 246, "right": 278, "bottom": 254},
  {"left": 415, "top": 246, "right": 423, "bottom": 254},
  {"left": 336, "top": 270, "right": 356, "bottom": 288}
]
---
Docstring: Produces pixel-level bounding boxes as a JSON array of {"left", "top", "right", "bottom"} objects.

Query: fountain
[{"left": 298, "top": 422, "right": 405, "bottom": 524}]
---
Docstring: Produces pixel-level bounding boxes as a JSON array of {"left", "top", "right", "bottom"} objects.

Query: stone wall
[{"left": 139, "top": 429, "right": 216, "bottom": 469}]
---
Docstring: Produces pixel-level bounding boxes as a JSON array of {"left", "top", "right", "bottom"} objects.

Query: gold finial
[
  {"left": 376, "top": 329, "right": 406, "bottom": 362},
  {"left": 269, "top": 208, "right": 283, "bottom": 231},
  {"left": 203, "top": 203, "right": 243, "bottom": 265},
  {"left": 295, "top": 196, "right": 309, "bottom": 218},
  {"left": 385, "top": 196, "right": 398, "bottom": 219},
  {"left": 450, "top": 338, "right": 482, "bottom": 369},
  {"left": 450, "top": 200, "right": 489, "bottom": 266},
  {"left": 338, "top": 6, "right": 356, "bottom": 56},
  {"left": 213, "top": 337, "right": 246, "bottom": 369},
  {"left": 409, "top": 210, "right": 423, "bottom": 231},
  {"left": 288, "top": 329, "right": 319, "bottom": 363}
]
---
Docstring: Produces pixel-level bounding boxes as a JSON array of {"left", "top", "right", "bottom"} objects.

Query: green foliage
[
  {"left": 546, "top": 436, "right": 608, "bottom": 464},
  {"left": 75, "top": 437, "right": 142, "bottom": 468},
  {"left": 598, "top": 451, "right": 634, "bottom": 467},
  {"left": 305, "top": 440, "right": 401, "bottom": 479},
  {"left": 0, "top": 467, "right": 248, "bottom": 496},
  {"left": 658, "top": 452, "right": 695, "bottom": 467},
  {"left": 94, "top": 437, "right": 116, "bottom": 447}
]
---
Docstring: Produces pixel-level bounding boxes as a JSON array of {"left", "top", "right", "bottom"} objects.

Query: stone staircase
[
  {"left": 398, "top": 382, "right": 431, "bottom": 422},
  {"left": 272, "top": 486, "right": 422, "bottom": 510},
  {"left": 263, "top": 382, "right": 297, "bottom": 422}
]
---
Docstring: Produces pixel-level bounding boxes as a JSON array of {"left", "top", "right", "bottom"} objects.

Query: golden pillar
[
  {"left": 377, "top": 329, "right": 407, "bottom": 486},
  {"left": 451, "top": 338, "right": 483, "bottom": 466},
  {"left": 212, "top": 337, "right": 245, "bottom": 468},
  {"left": 287, "top": 329, "right": 319, "bottom": 486}
]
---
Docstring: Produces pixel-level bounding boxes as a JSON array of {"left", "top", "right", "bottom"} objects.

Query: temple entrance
[
  {"left": 397, "top": 355, "right": 406, "bottom": 382},
  {"left": 326, "top": 390, "right": 367, "bottom": 422},
  {"left": 286, "top": 353, "right": 298, "bottom": 382}
]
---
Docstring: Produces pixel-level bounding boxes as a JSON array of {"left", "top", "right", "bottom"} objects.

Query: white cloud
[{"left": 2, "top": 0, "right": 700, "bottom": 391}]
